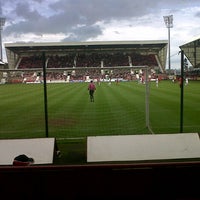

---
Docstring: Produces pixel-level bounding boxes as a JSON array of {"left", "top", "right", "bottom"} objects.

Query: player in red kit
[{"left": 88, "top": 80, "right": 96, "bottom": 102}]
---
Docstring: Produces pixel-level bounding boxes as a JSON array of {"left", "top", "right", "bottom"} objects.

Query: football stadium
[{"left": 1, "top": 38, "right": 200, "bottom": 199}]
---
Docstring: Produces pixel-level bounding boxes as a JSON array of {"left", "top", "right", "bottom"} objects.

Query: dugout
[
  {"left": 5, "top": 40, "right": 168, "bottom": 72},
  {"left": 0, "top": 161, "right": 200, "bottom": 199}
]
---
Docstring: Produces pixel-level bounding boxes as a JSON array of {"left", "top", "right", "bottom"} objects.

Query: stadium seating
[
  {"left": 17, "top": 53, "right": 157, "bottom": 69},
  {"left": 15, "top": 52, "right": 158, "bottom": 82}
]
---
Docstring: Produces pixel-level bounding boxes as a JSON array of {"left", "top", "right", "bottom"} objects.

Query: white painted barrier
[
  {"left": 87, "top": 133, "right": 200, "bottom": 162},
  {"left": 0, "top": 138, "right": 55, "bottom": 165}
]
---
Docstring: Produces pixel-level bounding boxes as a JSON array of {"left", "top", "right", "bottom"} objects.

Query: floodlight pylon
[
  {"left": 163, "top": 15, "right": 173, "bottom": 71},
  {"left": 0, "top": 16, "right": 5, "bottom": 61}
]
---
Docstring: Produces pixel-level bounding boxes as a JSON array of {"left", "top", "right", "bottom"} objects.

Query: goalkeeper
[{"left": 88, "top": 80, "right": 96, "bottom": 102}]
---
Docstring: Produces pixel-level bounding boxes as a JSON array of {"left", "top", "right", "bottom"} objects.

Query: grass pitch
[{"left": 0, "top": 80, "right": 199, "bottom": 140}]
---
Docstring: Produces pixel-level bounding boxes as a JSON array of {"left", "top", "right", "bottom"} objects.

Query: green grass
[
  {"left": 0, "top": 80, "right": 199, "bottom": 138},
  {"left": 149, "top": 80, "right": 200, "bottom": 133},
  {"left": 0, "top": 80, "right": 199, "bottom": 164}
]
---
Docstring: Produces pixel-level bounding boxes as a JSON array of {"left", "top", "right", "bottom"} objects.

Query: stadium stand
[
  {"left": 5, "top": 40, "right": 167, "bottom": 70},
  {"left": 3, "top": 40, "right": 168, "bottom": 83},
  {"left": 180, "top": 37, "right": 200, "bottom": 68}
]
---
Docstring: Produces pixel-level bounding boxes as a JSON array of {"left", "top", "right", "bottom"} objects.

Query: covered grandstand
[
  {"left": 180, "top": 36, "right": 200, "bottom": 68},
  {"left": 5, "top": 40, "right": 168, "bottom": 73}
]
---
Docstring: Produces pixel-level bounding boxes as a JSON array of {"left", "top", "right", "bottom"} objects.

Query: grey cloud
[
  {"left": 51, "top": 0, "right": 150, "bottom": 22},
  {"left": 15, "top": 2, "right": 41, "bottom": 21},
  {"left": 3, "top": 0, "right": 152, "bottom": 38},
  {"left": 2, "top": 0, "right": 200, "bottom": 41},
  {"left": 195, "top": 11, "right": 200, "bottom": 18},
  {"left": 61, "top": 24, "right": 103, "bottom": 42}
]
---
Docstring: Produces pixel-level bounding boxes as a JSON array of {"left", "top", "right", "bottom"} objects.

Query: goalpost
[{"left": 42, "top": 64, "right": 153, "bottom": 136}]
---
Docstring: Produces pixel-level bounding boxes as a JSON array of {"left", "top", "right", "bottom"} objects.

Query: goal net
[{"left": 0, "top": 66, "right": 152, "bottom": 139}]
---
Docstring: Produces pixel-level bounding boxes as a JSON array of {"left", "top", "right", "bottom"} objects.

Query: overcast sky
[{"left": 1, "top": 0, "right": 200, "bottom": 69}]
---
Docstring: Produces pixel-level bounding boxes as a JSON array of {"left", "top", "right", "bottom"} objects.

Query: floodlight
[
  {"left": 163, "top": 15, "right": 173, "bottom": 28},
  {"left": 163, "top": 15, "right": 173, "bottom": 71},
  {"left": 0, "top": 16, "right": 5, "bottom": 61}
]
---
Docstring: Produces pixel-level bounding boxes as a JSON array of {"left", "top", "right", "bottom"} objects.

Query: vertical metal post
[
  {"left": 168, "top": 27, "right": 171, "bottom": 70},
  {"left": 0, "top": 29, "right": 2, "bottom": 60},
  {"left": 42, "top": 52, "right": 49, "bottom": 137},
  {"left": 0, "top": 17, "right": 6, "bottom": 61},
  {"left": 145, "top": 67, "right": 149, "bottom": 129},
  {"left": 180, "top": 50, "right": 184, "bottom": 133}
]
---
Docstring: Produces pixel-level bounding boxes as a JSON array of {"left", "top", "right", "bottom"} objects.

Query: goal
[{"left": 0, "top": 66, "right": 152, "bottom": 139}]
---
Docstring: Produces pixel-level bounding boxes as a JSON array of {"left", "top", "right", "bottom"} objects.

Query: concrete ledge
[
  {"left": 87, "top": 133, "right": 200, "bottom": 162},
  {"left": 0, "top": 138, "right": 55, "bottom": 165}
]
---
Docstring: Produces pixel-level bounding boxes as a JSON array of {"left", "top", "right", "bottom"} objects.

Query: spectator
[{"left": 13, "top": 154, "right": 34, "bottom": 166}]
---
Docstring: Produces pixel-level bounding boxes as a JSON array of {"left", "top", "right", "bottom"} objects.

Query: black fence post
[
  {"left": 42, "top": 52, "right": 49, "bottom": 137},
  {"left": 180, "top": 50, "right": 184, "bottom": 133}
]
